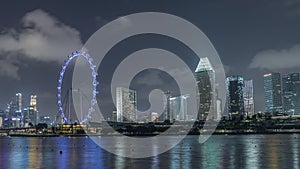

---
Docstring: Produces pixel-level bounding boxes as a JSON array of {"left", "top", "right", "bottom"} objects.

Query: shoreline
[{"left": 5, "top": 130, "right": 300, "bottom": 137}]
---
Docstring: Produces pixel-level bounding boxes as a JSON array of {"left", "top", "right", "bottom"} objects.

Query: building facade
[
  {"left": 29, "top": 95, "right": 38, "bottom": 125},
  {"left": 226, "top": 76, "right": 245, "bottom": 119},
  {"left": 243, "top": 80, "right": 255, "bottom": 117},
  {"left": 15, "top": 93, "right": 22, "bottom": 117},
  {"left": 282, "top": 73, "right": 300, "bottom": 115},
  {"left": 169, "top": 95, "right": 188, "bottom": 121},
  {"left": 116, "top": 87, "right": 137, "bottom": 122},
  {"left": 264, "top": 73, "right": 283, "bottom": 114}
]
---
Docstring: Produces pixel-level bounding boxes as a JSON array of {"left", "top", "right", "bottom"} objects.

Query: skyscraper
[
  {"left": 162, "top": 91, "right": 172, "bottom": 121},
  {"left": 169, "top": 95, "right": 189, "bottom": 121},
  {"left": 116, "top": 87, "right": 137, "bottom": 122},
  {"left": 29, "top": 95, "right": 38, "bottom": 124},
  {"left": 282, "top": 73, "right": 300, "bottom": 115},
  {"left": 264, "top": 73, "right": 283, "bottom": 114},
  {"left": 194, "top": 57, "right": 216, "bottom": 120},
  {"left": 226, "top": 76, "right": 245, "bottom": 119},
  {"left": 243, "top": 80, "right": 254, "bottom": 117},
  {"left": 30, "top": 95, "right": 37, "bottom": 111},
  {"left": 15, "top": 93, "right": 22, "bottom": 117}
]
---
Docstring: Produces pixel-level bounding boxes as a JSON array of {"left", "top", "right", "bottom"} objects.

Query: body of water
[{"left": 0, "top": 134, "right": 299, "bottom": 169}]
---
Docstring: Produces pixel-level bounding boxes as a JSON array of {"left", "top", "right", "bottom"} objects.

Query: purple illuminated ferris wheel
[{"left": 57, "top": 51, "right": 98, "bottom": 124}]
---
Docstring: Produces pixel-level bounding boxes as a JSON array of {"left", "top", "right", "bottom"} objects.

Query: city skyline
[
  {"left": 1, "top": 1, "right": 300, "bottom": 168},
  {"left": 2, "top": 70, "right": 300, "bottom": 121},
  {"left": 1, "top": 1, "right": 300, "bottom": 118}
]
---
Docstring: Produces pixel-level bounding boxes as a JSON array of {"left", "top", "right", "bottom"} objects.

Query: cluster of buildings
[
  {"left": 112, "top": 57, "right": 255, "bottom": 123},
  {"left": 196, "top": 58, "right": 254, "bottom": 120},
  {"left": 0, "top": 94, "right": 40, "bottom": 128},
  {"left": 113, "top": 87, "right": 190, "bottom": 123},
  {"left": 264, "top": 73, "right": 300, "bottom": 116},
  {"left": 3, "top": 61, "right": 298, "bottom": 128}
]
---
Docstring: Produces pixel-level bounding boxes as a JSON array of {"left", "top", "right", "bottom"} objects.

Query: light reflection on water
[{"left": 0, "top": 134, "right": 299, "bottom": 169}]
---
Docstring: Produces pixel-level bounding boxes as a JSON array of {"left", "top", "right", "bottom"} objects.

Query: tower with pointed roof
[{"left": 194, "top": 57, "right": 216, "bottom": 120}]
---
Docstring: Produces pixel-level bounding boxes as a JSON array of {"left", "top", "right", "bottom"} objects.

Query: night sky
[{"left": 1, "top": 0, "right": 300, "bottom": 120}]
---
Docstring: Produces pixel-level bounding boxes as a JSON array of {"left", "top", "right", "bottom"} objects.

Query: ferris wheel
[{"left": 57, "top": 51, "right": 98, "bottom": 124}]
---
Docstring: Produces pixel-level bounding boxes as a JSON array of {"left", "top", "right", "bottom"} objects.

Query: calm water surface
[{"left": 0, "top": 134, "right": 299, "bottom": 169}]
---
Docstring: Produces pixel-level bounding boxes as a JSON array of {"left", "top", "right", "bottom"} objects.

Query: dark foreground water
[{"left": 0, "top": 134, "right": 299, "bottom": 169}]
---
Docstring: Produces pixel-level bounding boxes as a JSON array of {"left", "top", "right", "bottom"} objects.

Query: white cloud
[
  {"left": 0, "top": 9, "right": 82, "bottom": 63},
  {"left": 0, "top": 9, "right": 83, "bottom": 80},
  {"left": 249, "top": 44, "right": 300, "bottom": 70}
]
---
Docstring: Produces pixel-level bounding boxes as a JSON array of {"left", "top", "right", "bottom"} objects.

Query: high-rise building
[
  {"left": 282, "top": 73, "right": 300, "bottom": 115},
  {"left": 23, "top": 107, "right": 29, "bottom": 123},
  {"left": 264, "top": 73, "right": 283, "bottom": 114},
  {"left": 29, "top": 95, "right": 38, "bottom": 124},
  {"left": 116, "top": 87, "right": 137, "bottom": 122},
  {"left": 30, "top": 95, "right": 37, "bottom": 111},
  {"left": 226, "top": 76, "right": 245, "bottom": 118},
  {"left": 194, "top": 57, "right": 216, "bottom": 120},
  {"left": 243, "top": 80, "right": 254, "bottom": 117},
  {"left": 15, "top": 93, "right": 22, "bottom": 117},
  {"left": 169, "top": 95, "right": 189, "bottom": 121}
]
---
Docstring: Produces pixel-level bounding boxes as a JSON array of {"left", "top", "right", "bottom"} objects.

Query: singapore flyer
[{"left": 57, "top": 50, "right": 98, "bottom": 124}]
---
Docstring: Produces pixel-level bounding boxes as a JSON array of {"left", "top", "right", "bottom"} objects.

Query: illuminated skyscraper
[
  {"left": 282, "top": 73, "right": 300, "bottom": 115},
  {"left": 226, "top": 76, "right": 245, "bottom": 119},
  {"left": 243, "top": 80, "right": 254, "bottom": 117},
  {"left": 29, "top": 95, "right": 38, "bottom": 124},
  {"left": 194, "top": 57, "right": 216, "bottom": 120},
  {"left": 116, "top": 87, "right": 137, "bottom": 122},
  {"left": 169, "top": 95, "right": 189, "bottom": 121},
  {"left": 30, "top": 95, "right": 37, "bottom": 111},
  {"left": 264, "top": 73, "right": 282, "bottom": 114},
  {"left": 15, "top": 93, "right": 22, "bottom": 116}
]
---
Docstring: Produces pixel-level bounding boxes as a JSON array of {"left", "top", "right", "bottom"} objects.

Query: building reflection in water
[
  {"left": 265, "top": 135, "right": 279, "bottom": 169},
  {"left": 244, "top": 135, "right": 259, "bottom": 169},
  {"left": 292, "top": 134, "right": 299, "bottom": 168},
  {"left": 114, "top": 138, "right": 125, "bottom": 169},
  {"left": 169, "top": 138, "right": 192, "bottom": 169},
  {"left": 28, "top": 138, "right": 42, "bottom": 168},
  {"left": 7, "top": 138, "right": 29, "bottom": 169},
  {"left": 201, "top": 136, "right": 221, "bottom": 169},
  {"left": 1, "top": 134, "right": 300, "bottom": 168}
]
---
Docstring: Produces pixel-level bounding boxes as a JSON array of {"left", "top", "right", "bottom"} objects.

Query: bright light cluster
[{"left": 57, "top": 51, "right": 98, "bottom": 124}]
